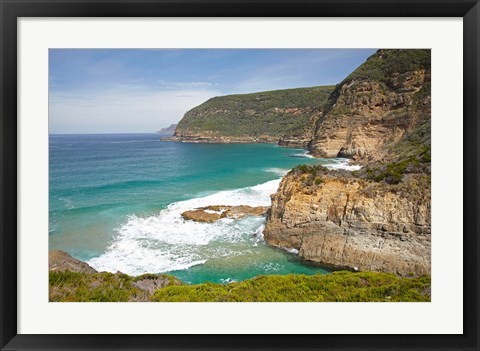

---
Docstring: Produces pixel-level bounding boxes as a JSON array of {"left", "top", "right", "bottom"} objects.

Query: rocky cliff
[
  {"left": 309, "top": 49, "right": 431, "bottom": 162},
  {"left": 264, "top": 50, "right": 431, "bottom": 276},
  {"left": 263, "top": 166, "right": 431, "bottom": 276},
  {"left": 170, "top": 86, "right": 334, "bottom": 147}
]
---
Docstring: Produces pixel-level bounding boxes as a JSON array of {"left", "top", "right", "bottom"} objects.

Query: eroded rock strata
[
  {"left": 263, "top": 166, "right": 431, "bottom": 276},
  {"left": 309, "top": 49, "right": 431, "bottom": 162}
]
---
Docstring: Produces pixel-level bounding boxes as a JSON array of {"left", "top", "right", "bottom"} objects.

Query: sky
[{"left": 49, "top": 49, "right": 377, "bottom": 134}]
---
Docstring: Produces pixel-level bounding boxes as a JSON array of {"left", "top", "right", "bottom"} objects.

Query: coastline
[{"left": 161, "top": 135, "right": 279, "bottom": 144}]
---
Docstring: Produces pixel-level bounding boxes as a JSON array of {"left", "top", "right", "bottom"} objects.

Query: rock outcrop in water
[
  {"left": 181, "top": 205, "right": 269, "bottom": 223},
  {"left": 264, "top": 49, "right": 431, "bottom": 276},
  {"left": 168, "top": 86, "right": 334, "bottom": 147}
]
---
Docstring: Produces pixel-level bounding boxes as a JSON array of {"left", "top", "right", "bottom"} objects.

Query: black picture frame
[{"left": 1, "top": 1, "right": 478, "bottom": 350}]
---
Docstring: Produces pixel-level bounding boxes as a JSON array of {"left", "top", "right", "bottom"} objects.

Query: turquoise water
[{"left": 49, "top": 133, "right": 343, "bottom": 284}]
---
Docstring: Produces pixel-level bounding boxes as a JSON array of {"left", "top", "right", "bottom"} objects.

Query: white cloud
[
  {"left": 49, "top": 88, "right": 220, "bottom": 134},
  {"left": 158, "top": 80, "right": 219, "bottom": 90}
]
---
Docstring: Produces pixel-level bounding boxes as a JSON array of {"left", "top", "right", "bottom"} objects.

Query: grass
[{"left": 151, "top": 271, "right": 431, "bottom": 302}]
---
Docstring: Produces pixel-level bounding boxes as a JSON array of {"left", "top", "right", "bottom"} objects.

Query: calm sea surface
[{"left": 49, "top": 133, "right": 353, "bottom": 284}]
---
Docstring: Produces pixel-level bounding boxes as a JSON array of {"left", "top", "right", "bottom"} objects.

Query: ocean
[{"left": 49, "top": 133, "right": 358, "bottom": 284}]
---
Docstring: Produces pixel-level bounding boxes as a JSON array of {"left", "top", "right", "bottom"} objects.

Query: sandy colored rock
[
  {"left": 49, "top": 250, "right": 97, "bottom": 274},
  {"left": 263, "top": 172, "right": 431, "bottom": 276},
  {"left": 181, "top": 205, "right": 269, "bottom": 223},
  {"left": 309, "top": 50, "right": 431, "bottom": 163},
  {"left": 181, "top": 209, "right": 222, "bottom": 223}
]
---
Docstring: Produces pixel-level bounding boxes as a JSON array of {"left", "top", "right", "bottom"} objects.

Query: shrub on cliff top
[
  {"left": 151, "top": 271, "right": 431, "bottom": 302},
  {"left": 293, "top": 164, "right": 330, "bottom": 175},
  {"left": 344, "top": 49, "right": 430, "bottom": 84},
  {"left": 50, "top": 270, "right": 431, "bottom": 302}
]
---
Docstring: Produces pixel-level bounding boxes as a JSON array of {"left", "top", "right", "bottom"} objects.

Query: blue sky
[{"left": 49, "top": 49, "right": 377, "bottom": 134}]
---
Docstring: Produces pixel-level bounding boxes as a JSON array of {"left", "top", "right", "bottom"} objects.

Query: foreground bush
[
  {"left": 49, "top": 270, "right": 430, "bottom": 302},
  {"left": 151, "top": 271, "right": 431, "bottom": 302}
]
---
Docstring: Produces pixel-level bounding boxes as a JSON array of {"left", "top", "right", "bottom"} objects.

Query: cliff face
[
  {"left": 170, "top": 86, "right": 334, "bottom": 147},
  {"left": 264, "top": 167, "right": 431, "bottom": 276},
  {"left": 264, "top": 50, "right": 431, "bottom": 277},
  {"left": 309, "top": 49, "right": 431, "bottom": 161}
]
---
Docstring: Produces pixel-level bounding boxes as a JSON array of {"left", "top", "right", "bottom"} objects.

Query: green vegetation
[
  {"left": 49, "top": 271, "right": 180, "bottom": 302},
  {"left": 291, "top": 164, "right": 332, "bottom": 186},
  {"left": 344, "top": 49, "right": 430, "bottom": 84},
  {"left": 49, "top": 270, "right": 430, "bottom": 302},
  {"left": 352, "top": 117, "right": 431, "bottom": 185},
  {"left": 176, "top": 86, "right": 334, "bottom": 138},
  {"left": 151, "top": 271, "right": 431, "bottom": 302},
  {"left": 293, "top": 164, "right": 329, "bottom": 175}
]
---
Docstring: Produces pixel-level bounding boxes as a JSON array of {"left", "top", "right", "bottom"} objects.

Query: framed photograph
[{"left": 1, "top": 0, "right": 478, "bottom": 350}]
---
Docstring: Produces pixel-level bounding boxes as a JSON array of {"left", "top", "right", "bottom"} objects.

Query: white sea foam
[
  {"left": 325, "top": 158, "right": 362, "bottom": 171},
  {"left": 87, "top": 179, "right": 280, "bottom": 276},
  {"left": 87, "top": 158, "right": 360, "bottom": 276},
  {"left": 284, "top": 247, "right": 299, "bottom": 255},
  {"left": 291, "top": 150, "right": 315, "bottom": 159},
  {"left": 264, "top": 167, "right": 290, "bottom": 176}
]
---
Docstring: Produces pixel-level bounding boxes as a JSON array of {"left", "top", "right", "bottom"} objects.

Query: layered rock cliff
[
  {"left": 263, "top": 166, "right": 431, "bottom": 276},
  {"left": 264, "top": 49, "right": 431, "bottom": 276},
  {"left": 309, "top": 49, "right": 431, "bottom": 162},
  {"left": 170, "top": 86, "right": 334, "bottom": 147}
]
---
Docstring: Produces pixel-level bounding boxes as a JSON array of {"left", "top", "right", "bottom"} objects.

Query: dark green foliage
[
  {"left": 314, "top": 177, "right": 324, "bottom": 185},
  {"left": 363, "top": 157, "right": 420, "bottom": 184},
  {"left": 151, "top": 271, "right": 431, "bottom": 302},
  {"left": 292, "top": 164, "right": 329, "bottom": 175},
  {"left": 176, "top": 86, "right": 334, "bottom": 138},
  {"left": 412, "top": 81, "right": 431, "bottom": 109},
  {"left": 356, "top": 116, "right": 431, "bottom": 185}
]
